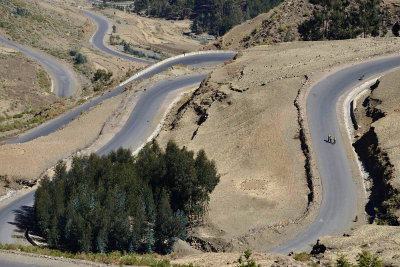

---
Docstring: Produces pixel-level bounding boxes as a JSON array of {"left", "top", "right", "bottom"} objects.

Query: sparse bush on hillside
[
  {"left": 69, "top": 50, "right": 87, "bottom": 65},
  {"left": 92, "top": 69, "right": 113, "bottom": 83},
  {"left": 336, "top": 254, "right": 352, "bottom": 267},
  {"left": 92, "top": 69, "right": 113, "bottom": 91},
  {"left": 293, "top": 252, "right": 312, "bottom": 262},
  {"left": 357, "top": 250, "right": 383, "bottom": 267},
  {"left": 15, "top": 7, "right": 27, "bottom": 17},
  {"left": 74, "top": 52, "right": 87, "bottom": 64},
  {"left": 237, "top": 249, "right": 260, "bottom": 267},
  {"left": 34, "top": 141, "right": 219, "bottom": 254}
]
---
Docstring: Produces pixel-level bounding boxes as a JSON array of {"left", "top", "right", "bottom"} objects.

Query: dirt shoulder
[
  {"left": 0, "top": 249, "right": 107, "bottom": 267},
  {"left": 155, "top": 38, "right": 400, "bottom": 252},
  {"left": 170, "top": 251, "right": 307, "bottom": 266}
]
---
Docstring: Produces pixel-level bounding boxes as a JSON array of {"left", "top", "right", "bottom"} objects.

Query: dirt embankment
[
  {"left": 156, "top": 38, "right": 400, "bottom": 252},
  {"left": 352, "top": 69, "right": 400, "bottom": 225}
]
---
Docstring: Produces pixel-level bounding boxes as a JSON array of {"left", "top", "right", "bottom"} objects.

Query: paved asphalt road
[
  {"left": 3, "top": 52, "right": 235, "bottom": 145},
  {"left": 80, "top": 9, "right": 153, "bottom": 64},
  {"left": 0, "top": 5, "right": 235, "bottom": 267},
  {"left": 0, "top": 36, "right": 76, "bottom": 98},
  {"left": 269, "top": 55, "right": 400, "bottom": 254},
  {"left": 97, "top": 74, "right": 207, "bottom": 155}
]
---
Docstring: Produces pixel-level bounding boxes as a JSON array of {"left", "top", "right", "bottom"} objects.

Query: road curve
[
  {"left": 270, "top": 55, "right": 400, "bottom": 254},
  {"left": 0, "top": 72, "right": 216, "bottom": 249},
  {"left": 81, "top": 9, "right": 153, "bottom": 64},
  {"left": 97, "top": 74, "right": 207, "bottom": 155},
  {"left": 0, "top": 36, "right": 76, "bottom": 98},
  {"left": 4, "top": 51, "right": 235, "bottom": 145}
]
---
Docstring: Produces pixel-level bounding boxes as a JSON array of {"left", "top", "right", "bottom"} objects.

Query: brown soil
[{"left": 156, "top": 38, "right": 400, "bottom": 252}]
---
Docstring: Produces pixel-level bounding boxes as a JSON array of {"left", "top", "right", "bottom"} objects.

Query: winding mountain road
[
  {"left": 270, "top": 55, "right": 400, "bottom": 254},
  {"left": 3, "top": 2, "right": 400, "bottom": 265},
  {"left": 97, "top": 74, "right": 207, "bottom": 155},
  {"left": 0, "top": 36, "right": 76, "bottom": 98},
  {"left": 80, "top": 9, "right": 153, "bottom": 64},
  {"left": 0, "top": 8, "right": 235, "bottom": 255}
]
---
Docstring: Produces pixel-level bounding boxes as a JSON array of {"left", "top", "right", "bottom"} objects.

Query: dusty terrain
[
  {"left": 156, "top": 38, "right": 400, "bottom": 252},
  {"left": 93, "top": 7, "right": 202, "bottom": 55},
  {"left": 170, "top": 251, "right": 307, "bottom": 266},
  {"left": 316, "top": 224, "right": 400, "bottom": 266},
  {"left": 0, "top": 45, "right": 56, "bottom": 131}
]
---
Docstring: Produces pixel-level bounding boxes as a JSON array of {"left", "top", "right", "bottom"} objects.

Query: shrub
[
  {"left": 336, "top": 254, "right": 352, "bottom": 267},
  {"left": 238, "top": 249, "right": 260, "bottom": 267},
  {"left": 74, "top": 52, "right": 87, "bottom": 64},
  {"left": 92, "top": 69, "right": 112, "bottom": 83},
  {"left": 357, "top": 250, "right": 383, "bottom": 267},
  {"left": 293, "top": 252, "right": 312, "bottom": 262},
  {"left": 15, "top": 7, "right": 27, "bottom": 17},
  {"left": 278, "top": 25, "right": 287, "bottom": 33}
]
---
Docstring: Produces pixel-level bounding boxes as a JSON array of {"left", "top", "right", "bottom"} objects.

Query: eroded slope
[{"left": 156, "top": 38, "right": 400, "bottom": 251}]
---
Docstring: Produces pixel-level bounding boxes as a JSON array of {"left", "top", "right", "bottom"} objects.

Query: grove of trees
[
  {"left": 133, "top": 0, "right": 282, "bottom": 36},
  {"left": 298, "top": 0, "right": 382, "bottom": 41},
  {"left": 34, "top": 141, "right": 220, "bottom": 254}
]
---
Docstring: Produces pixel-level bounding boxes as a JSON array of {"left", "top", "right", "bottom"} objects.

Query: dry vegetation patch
[
  {"left": 0, "top": 0, "right": 87, "bottom": 58},
  {"left": 317, "top": 224, "right": 400, "bottom": 266},
  {"left": 0, "top": 45, "right": 57, "bottom": 134}
]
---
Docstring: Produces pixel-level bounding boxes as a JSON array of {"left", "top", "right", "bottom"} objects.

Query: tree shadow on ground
[{"left": 9, "top": 205, "right": 44, "bottom": 245}]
